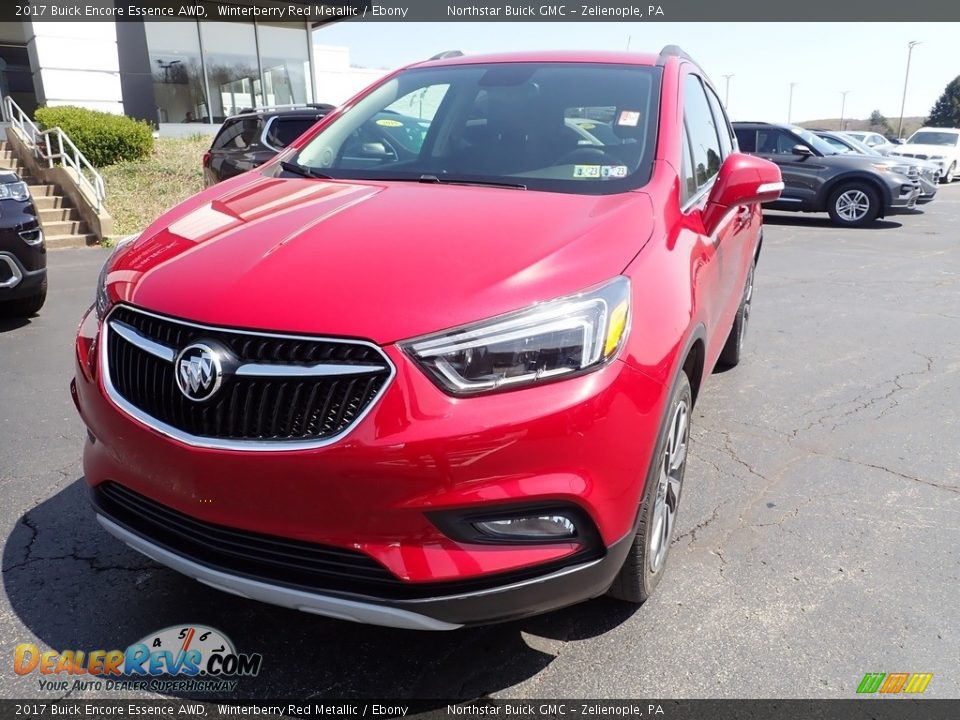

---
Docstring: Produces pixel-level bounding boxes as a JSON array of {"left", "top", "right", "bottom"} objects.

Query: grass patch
[{"left": 100, "top": 136, "right": 209, "bottom": 238}]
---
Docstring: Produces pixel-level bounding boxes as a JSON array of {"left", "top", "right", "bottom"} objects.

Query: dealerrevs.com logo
[{"left": 14, "top": 625, "right": 262, "bottom": 694}]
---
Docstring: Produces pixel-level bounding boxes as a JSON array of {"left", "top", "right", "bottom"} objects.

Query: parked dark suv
[
  {"left": 0, "top": 170, "right": 46, "bottom": 317},
  {"left": 732, "top": 122, "right": 920, "bottom": 227},
  {"left": 203, "top": 104, "right": 334, "bottom": 186}
]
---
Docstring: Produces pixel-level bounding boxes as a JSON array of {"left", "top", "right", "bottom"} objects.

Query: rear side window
[
  {"left": 703, "top": 85, "right": 734, "bottom": 157},
  {"left": 734, "top": 128, "right": 756, "bottom": 152},
  {"left": 682, "top": 74, "right": 722, "bottom": 193},
  {"left": 212, "top": 118, "right": 262, "bottom": 150},
  {"left": 265, "top": 117, "right": 319, "bottom": 149}
]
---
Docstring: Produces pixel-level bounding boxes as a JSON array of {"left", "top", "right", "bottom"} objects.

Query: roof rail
[
  {"left": 428, "top": 50, "right": 464, "bottom": 60},
  {"left": 233, "top": 102, "right": 334, "bottom": 116},
  {"left": 656, "top": 45, "right": 694, "bottom": 66}
]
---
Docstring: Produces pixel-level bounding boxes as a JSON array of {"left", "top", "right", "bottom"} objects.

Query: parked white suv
[{"left": 889, "top": 127, "right": 960, "bottom": 183}]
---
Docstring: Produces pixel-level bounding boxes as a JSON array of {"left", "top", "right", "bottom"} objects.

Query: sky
[{"left": 312, "top": 22, "right": 955, "bottom": 124}]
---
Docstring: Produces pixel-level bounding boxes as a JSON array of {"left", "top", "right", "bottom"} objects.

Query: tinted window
[
  {"left": 212, "top": 117, "right": 262, "bottom": 150},
  {"left": 680, "top": 125, "right": 697, "bottom": 205},
  {"left": 266, "top": 117, "right": 318, "bottom": 149},
  {"left": 703, "top": 84, "right": 734, "bottom": 157},
  {"left": 756, "top": 129, "right": 802, "bottom": 155},
  {"left": 683, "top": 75, "right": 722, "bottom": 190},
  {"left": 294, "top": 63, "right": 661, "bottom": 196},
  {"left": 734, "top": 127, "right": 756, "bottom": 152}
]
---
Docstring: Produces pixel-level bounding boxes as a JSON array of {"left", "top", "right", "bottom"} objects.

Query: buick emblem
[{"left": 175, "top": 343, "right": 225, "bottom": 401}]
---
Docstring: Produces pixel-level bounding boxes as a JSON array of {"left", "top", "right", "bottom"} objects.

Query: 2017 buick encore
[{"left": 73, "top": 47, "right": 781, "bottom": 629}]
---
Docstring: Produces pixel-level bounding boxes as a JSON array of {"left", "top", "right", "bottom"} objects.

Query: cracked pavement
[{"left": 2, "top": 187, "right": 959, "bottom": 701}]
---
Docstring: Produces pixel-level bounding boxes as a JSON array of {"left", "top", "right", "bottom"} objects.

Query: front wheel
[
  {"left": 827, "top": 183, "right": 880, "bottom": 227},
  {"left": 607, "top": 373, "right": 692, "bottom": 604},
  {"left": 942, "top": 163, "right": 955, "bottom": 184},
  {"left": 0, "top": 278, "right": 47, "bottom": 318}
]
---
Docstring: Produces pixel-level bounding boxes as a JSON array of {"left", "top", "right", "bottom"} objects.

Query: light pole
[
  {"left": 897, "top": 41, "right": 921, "bottom": 140},
  {"left": 722, "top": 74, "right": 734, "bottom": 109},
  {"left": 839, "top": 90, "right": 850, "bottom": 130},
  {"left": 787, "top": 82, "right": 798, "bottom": 124}
]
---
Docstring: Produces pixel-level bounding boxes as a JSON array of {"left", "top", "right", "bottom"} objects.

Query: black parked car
[
  {"left": 732, "top": 122, "right": 921, "bottom": 227},
  {"left": 203, "top": 104, "right": 334, "bottom": 186},
  {"left": 0, "top": 170, "right": 46, "bottom": 317}
]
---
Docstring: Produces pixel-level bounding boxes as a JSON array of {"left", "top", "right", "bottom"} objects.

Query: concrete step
[
  {"left": 38, "top": 207, "right": 79, "bottom": 223},
  {"left": 41, "top": 219, "right": 87, "bottom": 236},
  {"left": 27, "top": 184, "right": 58, "bottom": 197},
  {"left": 32, "top": 195, "right": 67, "bottom": 210},
  {"left": 44, "top": 233, "right": 99, "bottom": 249}
]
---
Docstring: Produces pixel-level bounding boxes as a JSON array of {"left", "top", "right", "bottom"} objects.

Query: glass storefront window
[
  {"left": 144, "top": 22, "right": 208, "bottom": 124},
  {"left": 256, "top": 22, "right": 312, "bottom": 107},
  {"left": 199, "top": 21, "right": 261, "bottom": 122}
]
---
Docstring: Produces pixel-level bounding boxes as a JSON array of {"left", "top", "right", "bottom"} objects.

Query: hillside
[{"left": 798, "top": 116, "right": 926, "bottom": 138}]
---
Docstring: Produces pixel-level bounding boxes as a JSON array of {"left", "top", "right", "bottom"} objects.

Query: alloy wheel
[
  {"left": 648, "top": 398, "right": 689, "bottom": 573},
  {"left": 835, "top": 189, "right": 871, "bottom": 222}
]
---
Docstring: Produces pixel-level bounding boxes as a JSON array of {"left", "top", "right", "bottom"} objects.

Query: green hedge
[{"left": 34, "top": 106, "right": 154, "bottom": 168}]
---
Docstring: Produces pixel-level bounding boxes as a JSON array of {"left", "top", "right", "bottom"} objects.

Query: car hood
[
  {"left": 891, "top": 144, "right": 955, "bottom": 157},
  {"left": 107, "top": 174, "right": 654, "bottom": 344}
]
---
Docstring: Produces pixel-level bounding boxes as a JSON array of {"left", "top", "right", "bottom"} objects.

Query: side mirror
[
  {"left": 792, "top": 144, "right": 814, "bottom": 157},
  {"left": 702, "top": 153, "right": 783, "bottom": 235}
]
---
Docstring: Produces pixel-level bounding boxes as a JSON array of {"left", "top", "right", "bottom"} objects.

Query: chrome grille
[{"left": 102, "top": 305, "right": 394, "bottom": 450}]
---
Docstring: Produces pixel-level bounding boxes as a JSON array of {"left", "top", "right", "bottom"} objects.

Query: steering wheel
[{"left": 555, "top": 147, "right": 614, "bottom": 166}]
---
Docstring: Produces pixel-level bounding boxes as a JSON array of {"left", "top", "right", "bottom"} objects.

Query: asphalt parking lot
[{"left": 2, "top": 187, "right": 958, "bottom": 702}]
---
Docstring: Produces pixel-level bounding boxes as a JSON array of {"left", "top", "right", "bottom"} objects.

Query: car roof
[
  {"left": 914, "top": 127, "right": 960, "bottom": 133},
  {"left": 411, "top": 50, "right": 662, "bottom": 69}
]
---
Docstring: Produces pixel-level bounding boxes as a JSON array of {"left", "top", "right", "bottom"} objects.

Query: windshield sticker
[
  {"left": 579, "top": 122, "right": 597, "bottom": 130},
  {"left": 603, "top": 165, "right": 629, "bottom": 178},
  {"left": 617, "top": 111, "right": 641, "bottom": 127},
  {"left": 375, "top": 119, "right": 403, "bottom": 127},
  {"left": 574, "top": 165, "right": 602, "bottom": 178}
]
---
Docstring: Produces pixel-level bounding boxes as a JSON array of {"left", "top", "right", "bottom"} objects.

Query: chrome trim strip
[
  {"left": 0, "top": 253, "right": 23, "bottom": 289},
  {"left": 100, "top": 304, "right": 397, "bottom": 452},
  {"left": 109, "top": 320, "right": 177, "bottom": 362},
  {"left": 97, "top": 515, "right": 461, "bottom": 631},
  {"left": 235, "top": 362, "right": 385, "bottom": 378}
]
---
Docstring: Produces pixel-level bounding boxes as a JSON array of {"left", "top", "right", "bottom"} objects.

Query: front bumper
[
  {"left": 0, "top": 251, "right": 46, "bottom": 300},
  {"left": 888, "top": 181, "right": 922, "bottom": 212},
  {"left": 74, "top": 308, "right": 666, "bottom": 626},
  {"left": 94, "top": 511, "right": 634, "bottom": 630}
]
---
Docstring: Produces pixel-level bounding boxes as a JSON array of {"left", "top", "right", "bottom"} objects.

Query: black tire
[
  {"left": 826, "top": 182, "right": 880, "bottom": 227},
  {"left": 717, "top": 261, "right": 755, "bottom": 369},
  {"left": 0, "top": 277, "right": 47, "bottom": 318},
  {"left": 608, "top": 372, "right": 692, "bottom": 604},
  {"left": 942, "top": 163, "right": 955, "bottom": 184}
]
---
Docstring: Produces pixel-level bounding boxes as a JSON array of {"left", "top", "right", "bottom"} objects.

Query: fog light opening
[{"left": 474, "top": 514, "right": 577, "bottom": 540}]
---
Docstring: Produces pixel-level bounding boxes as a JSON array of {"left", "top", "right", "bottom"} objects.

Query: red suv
[{"left": 73, "top": 47, "right": 780, "bottom": 629}]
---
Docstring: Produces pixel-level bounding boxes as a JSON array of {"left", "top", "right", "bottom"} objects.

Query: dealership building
[{"left": 0, "top": 8, "right": 323, "bottom": 130}]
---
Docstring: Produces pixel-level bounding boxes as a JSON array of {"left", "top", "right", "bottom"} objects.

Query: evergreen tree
[{"left": 927, "top": 77, "right": 960, "bottom": 127}]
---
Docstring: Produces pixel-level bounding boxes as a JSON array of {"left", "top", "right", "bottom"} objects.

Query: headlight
[
  {"left": 402, "top": 276, "right": 630, "bottom": 395},
  {"left": 0, "top": 181, "right": 31, "bottom": 202},
  {"left": 95, "top": 234, "right": 139, "bottom": 319},
  {"left": 872, "top": 162, "right": 914, "bottom": 176}
]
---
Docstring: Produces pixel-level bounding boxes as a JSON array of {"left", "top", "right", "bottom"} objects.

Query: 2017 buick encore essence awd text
[{"left": 73, "top": 47, "right": 781, "bottom": 629}]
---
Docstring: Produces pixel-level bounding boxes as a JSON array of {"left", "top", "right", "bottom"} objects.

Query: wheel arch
[{"left": 818, "top": 172, "right": 891, "bottom": 215}]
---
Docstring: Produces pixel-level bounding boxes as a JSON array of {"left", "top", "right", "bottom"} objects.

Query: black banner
[
  {"left": 3, "top": 700, "right": 960, "bottom": 720},
  {"left": 4, "top": 0, "right": 960, "bottom": 22}
]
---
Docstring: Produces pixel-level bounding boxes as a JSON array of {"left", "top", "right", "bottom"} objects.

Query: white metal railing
[{"left": 3, "top": 96, "right": 106, "bottom": 212}]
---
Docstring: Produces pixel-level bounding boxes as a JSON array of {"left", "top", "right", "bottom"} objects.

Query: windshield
[
  {"left": 907, "top": 131, "right": 960, "bottom": 147},
  {"left": 290, "top": 63, "right": 661, "bottom": 194},
  {"left": 845, "top": 132, "right": 867, "bottom": 141},
  {"left": 791, "top": 127, "right": 839, "bottom": 155}
]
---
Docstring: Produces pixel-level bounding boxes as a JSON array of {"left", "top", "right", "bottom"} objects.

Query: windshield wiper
[
  {"left": 417, "top": 174, "right": 527, "bottom": 190},
  {"left": 280, "top": 160, "right": 332, "bottom": 180}
]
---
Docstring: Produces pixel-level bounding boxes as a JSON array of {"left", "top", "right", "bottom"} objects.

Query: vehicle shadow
[
  {"left": 3, "top": 479, "right": 637, "bottom": 703},
  {"left": 762, "top": 213, "right": 904, "bottom": 230},
  {"left": 0, "top": 316, "right": 31, "bottom": 333}
]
